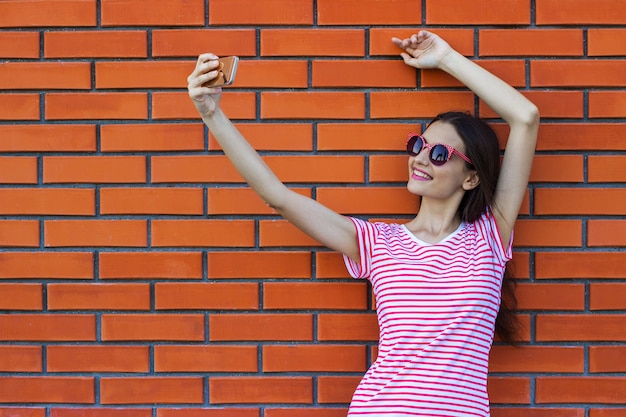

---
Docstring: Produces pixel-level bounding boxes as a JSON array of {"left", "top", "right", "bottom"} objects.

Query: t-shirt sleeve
[
  {"left": 476, "top": 209, "right": 514, "bottom": 265},
  {"left": 343, "top": 217, "right": 378, "bottom": 279}
]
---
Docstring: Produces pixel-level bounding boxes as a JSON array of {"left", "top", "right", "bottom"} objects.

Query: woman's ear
[{"left": 463, "top": 171, "right": 480, "bottom": 191}]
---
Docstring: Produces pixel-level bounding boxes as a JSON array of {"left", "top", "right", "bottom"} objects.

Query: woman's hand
[
  {"left": 391, "top": 30, "right": 454, "bottom": 70},
  {"left": 187, "top": 53, "right": 223, "bottom": 119}
]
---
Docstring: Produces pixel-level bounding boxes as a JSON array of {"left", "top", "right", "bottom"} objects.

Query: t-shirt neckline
[{"left": 401, "top": 221, "right": 466, "bottom": 246}]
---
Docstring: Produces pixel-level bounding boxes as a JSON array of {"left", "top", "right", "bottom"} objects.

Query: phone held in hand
[{"left": 203, "top": 56, "right": 239, "bottom": 87}]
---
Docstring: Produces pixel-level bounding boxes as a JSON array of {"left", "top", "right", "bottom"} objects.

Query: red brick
[
  {"left": 315, "top": 252, "right": 351, "bottom": 279},
  {"left": 479, "top": 29, "right": 583, "bottom": 56},
  {"left": 516, "top": 283, "right": 585, "bottom": 311},
  {"left": 317, "top": 187, "right": 420, "bottom": 215},
  {"left": 0, "top": 283, "right": 42, "bottom": 310},
  {"left": 537, "top": 377, "right": 626, "bottom": 404},
  {"left": 154, "top": 345, "right": 258, "bottom": 372},
  {"left": 99, "top": 187, "right": 203, "bottom": 215},
  {"left": 157, "top": 409, "right": 259, "bottom": 417},
  {"left": 45, "top": 31, "right": 147, "bottom": 58},
  {"left": 0, "top": 32, "right": 39, "bottom": 58},
  {"left": 491, "top": 408, "right": 584, "bottom": 417},
  {"left": 489, "top": 346, "right": 584, "bottom": 373},
  {"left": 99, "top": 252, "right": 202, "bottom": 280},
  {"left": 537, "top": 314, "right": 626, "bottom": 342},
  {"left": 263, "top": 282, "right": 368, "bottom": 310},
  {"left": 423, "top": 60, "right": 525, "bottom": 88},
  {"left": 261, "top": 92, "right": 365, "bottom": 120},
  {"left": 101, "top": 314, "right": 204, "bottom": 342},
  {"left": 209, "top": 314, "right": 313, "bottom": 341},
  {"left": 209, "top": 377, "right": 312, "bottom": 404},
  {"left": 589, "top": 155, "right": 626, "bottom": 182},
  {"left": 536, "top": 252, "right": 626, "bottom": 279},
  {"left": 317, "top": 376, "right": 361, "bottom": 403},
  {"left": 0, "top": 62, "right": 90, "bottom": 90},
  {"left": 44, "top": 220, "right": 146, "bottom": 247},
  {"left": 590, "top": 409, "right": 626, "bottom": 417},
  {"left": 151, "top": 155, "right": 239, "bottom": 183},
  {"left": 317, "top": 123, "right": 410, "bottom": 151},
  {"left": 262, "top": 29, "right": 364, "bottom": 56},
  {"left": 0, "top": 94, "right": 39, "bottom": 120},
  {"left": 588, "top": 220, "right": 626, "bottom": 247},
  {"left": 47, "top": 345, "right": 149, "bottom": 373},
  {"left": 47, "top": 283, "right": 150, "bottom": 311},
  {"left": 513, "top": 219, "right": 582, "bottom": 247},
  {"left": 0, "top": 409, "right": 44, "bottom": 417},
  {"left": 317, "top": 314, "right": 379, "bottom": 341},
  {"left": 153, "top": 29, "right": 256, "bottom": 57},
  {"left": 537, "top": 123, "right": 626, "bottom": 151},
  {"left": 488, "top": 377, "right": 531, "bottom": 404},
  {"left": 483, "top": 91, "right": 584, "bottom": 119},
  {"left": 0, "top": 157, "right": 37, "bottom": 184},
  {"left": 588, "top": 29, "right": 626, "bottom": 56},
  {"left": 0, "top": 188, "right": 95, "bottom": 216},
  {"left": 259, "top": 220, "right": 322, "bottom": 247},
  {"left": 263, "top": 345, "right": 366, "bottom": 372},
  {"left": 0, "top": 0, "right": 96, "bottom": 27},
  {"left": 371, "top": 28, "right": 474, "bottom": 57},
  {"left": 318, "top": 0, "right": 421, "bottom": 24},
  {"left": 313, "top": 59, "right": 415, "bottom": 88},
  {"left": 51, "top": 409, "right": 151, "bottom": 417},
  {"left": 0, "top": 314, "right": 95, "bottom": 341},
  {"left": 231, "top": 60, "right": 308, "bottom": 88},
  {"left": 510, "top": 252, "right": 531, "bottom": 279},
  {"left": 589, "top": 92, "right": 626, "bottom": 118},
  {"left": 0, "top": 377, "right": 94, "bottom": 403},
  {"left": 529, "top": 155, "right": 584, "bottom": 182},
  {"left": 44, "top": 156, "right": 146, "bottom": 184},
  {"left": 589, "top": 346, "right": 626, "bottom": 373},
  {"left": 531, "top": 60, "right": 626, "bottom": 87},
  {"left": 369, "top": 155, "right": 407, "bottom": 183},
  {"left": 154, "top": 282, "right": 259, "bottom": 310},
  {"left": 207, "top": 188, "right": 311, "bottom": 215},
  {"left": 590, "top": 283, "right": 626, "bottom": 310},
  {"left": 0, "top": 252, "right": 93, "bottom": 279},
  {"left": 152, "top": 219, "right": 255, "bottom": 247},
  {"left": 370, "top": 91, "right": 474, "bottom": 118},
  {"left": 265, "top": 409, "right": 347, "bottom": 417},
  {"left": 535, "top": 188, "right": 626, "bottom": 215},
  {"left": 209, "top": 0, "right": 313, "bottom": 25},
  {"left": 207, "top": 252, "right": 311, "bottom": 279},
  {"left": 101, "top": 0, "right": 204, "bottom": 26},
  {"left": 96, "top": 61, "right": 192, "bottom": 89},
  {"left": 211, "top": 123, "right": 313, "bottom": 151},
  {"left": 0, "top": 346, "right": 42, "bottom": 372},
  {"left": 101, "top": 123, "right": 204, "bottom": 152},
  {"left": 0, "top": 125, "right": 96, "bottom": 152},
  {"left": 426, "top": 0, "right": 530, "bottom": 24},
  {"left": 100, "top": 377, "right": 203, "bottom": 404},
  {"left": 152, "top": 91, "right": 256, "bottom": 120},
  {"left": 536, "top": 0, "right": 626, "bottom": 24},
  {"left": 45, "top": 93, "right": 148, "bottom": 120},
  {"left": 271, "top": 156, "right": 365, "bottom": 182}
]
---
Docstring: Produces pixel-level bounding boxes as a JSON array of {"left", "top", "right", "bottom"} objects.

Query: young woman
[{"left": 187, "top": 30, "right": 539, "bottom": 417}]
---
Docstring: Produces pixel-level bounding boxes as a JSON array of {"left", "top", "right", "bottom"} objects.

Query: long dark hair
[{"left": 428, "top": 111, "right": 521, "bottom": 344}]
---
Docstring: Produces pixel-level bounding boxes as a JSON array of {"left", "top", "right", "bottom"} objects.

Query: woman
[{"left": 187, "top": 30, "right": 539, "bottom": 417}]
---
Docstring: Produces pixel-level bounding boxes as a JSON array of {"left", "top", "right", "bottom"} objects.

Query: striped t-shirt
[{"left": 343, "top": 210, "right": 512, "bottom": 417}]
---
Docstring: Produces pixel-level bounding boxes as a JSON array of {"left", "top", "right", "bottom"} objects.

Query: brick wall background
[{"left": 1, "top": 0, "right": 625, "bottom": 416}]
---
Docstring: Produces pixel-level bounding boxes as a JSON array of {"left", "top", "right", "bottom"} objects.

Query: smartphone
[{"left": 203, "top": 56, "right": 239, "bottom": 87}]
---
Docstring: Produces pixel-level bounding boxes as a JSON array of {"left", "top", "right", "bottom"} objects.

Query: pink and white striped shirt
[{"left": 343, "top": 210, "right": 512, "bottom": 417}]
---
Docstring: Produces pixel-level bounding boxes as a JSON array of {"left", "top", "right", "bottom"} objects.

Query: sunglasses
[{"left": 406, "top": 133, "right": 473, "bottom": 166}]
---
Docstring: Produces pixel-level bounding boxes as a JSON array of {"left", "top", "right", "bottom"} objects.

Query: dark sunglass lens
[
  {"left": 430, "top": 144, "right": 449, "bottom": 166},
  {"left": 407, "top": 135, "right": 424, "bottom": 156}
]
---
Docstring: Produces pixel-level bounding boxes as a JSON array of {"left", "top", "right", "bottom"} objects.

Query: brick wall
[{"left": 1, "top": 0, "right": 625, "bottom": 416}]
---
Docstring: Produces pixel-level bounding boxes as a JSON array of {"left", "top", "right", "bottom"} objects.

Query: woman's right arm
[{"left": 187, "top": 53, "right": 359, "bottom": 261}]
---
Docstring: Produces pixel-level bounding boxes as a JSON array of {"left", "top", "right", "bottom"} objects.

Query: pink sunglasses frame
[{"left": 406, "top": 133, "right": 473, "bottom": 166}]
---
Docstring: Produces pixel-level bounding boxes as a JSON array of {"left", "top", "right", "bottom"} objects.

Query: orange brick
[
  {"left": 45, "top": 31, "right": 147, "bottom": 58},
  {"left": 315, "top": 252, "right": 351, "bottom": 279},
  {"left": 370, "top": 91, "right": 474, "bottom": 118},
  {"left": 0, "top": 314, "right": 95, "bottom": 341},
  {"left": 101, "top": 0, "right": 204, "bottom": 26},
  {"left": 510, "top": 251, "right": 530, "bottom": 279},
  {"left": 588, "top": 29, "right": 626, "bottom": 56},
  {"left": 588, "top": 220, "right": 626, "bottom": 247},
  {"left": 261, "top": 29, "right": 364, "bottom": 56},
  {"left": 269, "top": 155, "right": 365, "bottom": 182},
  {"left": 45, "top": 93, "right": 148, "bottom": 120},
  {"left": 531, "top": 60, "right": 626, "bottom": 87},
  {"left": 152, "top": 91, "right": 256, "bottom": 120},
  {"left": 589, "top": 92, "right": 626, "bottom": 118},
  {"left": 590, "top": 411, "right": 626, "bottom": 417},
  {"left": 0, "top": 346, "right": 41, "bottom": 372},
  {"left": 151, "top": 155, "right": 239, "bottom": 183},
  {"left": 312, "top": 59, "right": 415, "bottom": 88},
  {"left": 491, "top": 408, "right": 584, "bottom": 417},
  {"left": 318, "top": 0, "right": 420, "bottom": 24},
  {"left": 100, "top": 377, "right": 203, "bottom": 404},
  {"left": 488, "top": 377, "right": 531, "bottom": 404},
  {"left": 209, "top": 0, "right": 313, "bottom": 25},
  {"left": 513, "top": 219, "right": 582, "bottom": 247},
  {"left": 0, "top": 0, "right": 96, "bottom": 27},
  {"left": 590, "top": 346, "right": 626, "bottom": 373},
  {"left": 368, "top": 155, "right": 406, "bottom": 183},
  {"left": 482, "top": 91, "right": 584, "bottom": 119},
  {"left": 0, "top": 94, "right": 39, "bottom": 120},
  {"left": 157, "top": 408, "right": 259, "bottom": 417},
  {"left": 535, "top": 188, "right": 626, "bottom": 215},
  {"left": 265, "top": 409, "right": 346, "bottom": 417},
  {"left": 317, "top": 376, "right": 361, "bottom": 403},
  {"left": 537, "top": 314, "right": 626, "bottom": 342},
  {"left": 44, "top": 156, "right": 146, "bottom": 184},
  {"left": 0, "top": 125, "right": 96, "bottom": 152},
  {"left": 263, "top": 282, "right": 368, "bottom": 310},
  {"left": 0, "top": 377, "right": 94, "bottom": 403},
  {"left": 590, "top": 283, "right": 626, "bottom": 310},
  {"left": 370, "top": 28, "right": 474, "bottom": 57},
  {"left": 207, "top": 188, "right": 311, "bottom": 215},
  {"left": 211, "top": 123, "right": 313, "bottom": 151},
  {"left": 589, "top": 155, "right": 626, "bottom": 182},
  {"left": 209, "top": 314, "right": 313, "bottom": 341},
  {"left": 153, "top": 29, "right": 256, "bottom": 57},
  {"left": 209, "top": 377, "right": 312, "bottom": 404},
  {"left": 259, "top": 220, "right": 322, "bottom": 247},
  {"left": 262, "top": 345, "right": 366, "bottom": 372},
  {"left": 0, "top": 32, "right": 39, "bottom": 58},
  {"left": 154, "top": 345, "right": 258, "bottom": 372},
  {"left": 261, "top": 92, "right": 365, "bottom": 120},
  {"left": 536, "top": 252, "right": 626, "bottom": 279},
  {"left": 423, "top": 60, "right": 526, "bottom": 89},
  {"left": 537, "top": 123, "right": 626, "bottom": 151},
  {"left": 0, "top": 283, "right": 42, "bottom": 310},
  {"left": 96, "top": 61, "right": 192, "bottom": 89},
  {"left": 537, "top": 377, "right": 626, "bottom": 404},
  {"left": 99, "top": 187, "right": 203, "bottom": 215},
  {"left": 46, "top": 345, "right": 149, "bottom": 373},
  {"left": 99, "top": 252, "right": 202, "bottom": 280},
  {"left": 529, "top": 155, "right": 584, "bottom": 182},
  {"left": 0, "top": 408, "right": 44, "bottom": 417},
  {"left": 151, "top": 220, "right": 255, "bottom": 247},
  {"left": 317, "top": 123, "right": 410, "bottom": 151},
  {"left": 317, "top": 187, "right": 420, "bottom": 215},
  {"left": 0, "top": 157, "right": 37, "bottom": 184},
  {"left": 516, "top": 283, "right": 585, "bottom": 311},
  {"left": 480, "top": 29, "right": 583, "bottom": 56},
  {"left": 101, "top": 123, "right": 204, "bottom": 152},
  {"left": 207, "top": 252, "right": 311, "bottom": 279},
  {"left": 0, "top": 62, "right": 90, "bottom": 90},
  {"left": 0, "top": 252, "right": 93, "bottom": 279},
  {"left": 155, "top": 282, "right": 259, "bottom": 310},
  {"left": 51, "top": 408, "right": 151, "bottom": 417},
  {"left": 47, "top": 283, "right": 150, "bottom": 311},
  {"left": 317, "top": 314, "right": 379, "bottom": 341},
  {"left": 489, "top": 346, "right": 584, "bottom": 373},
  {"left": 426, "top": 0, "right": 530, "bottom": 24},
  {"left": 101, "top": 314, "right": 204, "bottom": 342},
  {"left": 536, "top": 0, "right": 626, "bottom": 24},
  {"left": 233, "top": 60, "right": 308, "bottom": 88}
]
